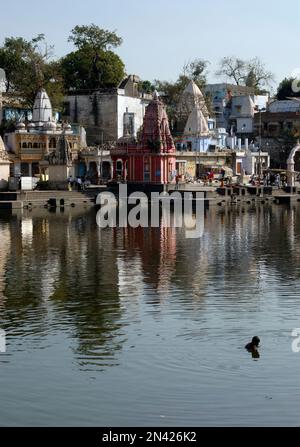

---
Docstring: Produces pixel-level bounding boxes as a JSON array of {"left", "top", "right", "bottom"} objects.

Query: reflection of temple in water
[
  {"left": 2, "top": 204, "right": 300, "bottom": 370},
  {"left": 117, "top": 225, "right": 177, "bottom": 302}
]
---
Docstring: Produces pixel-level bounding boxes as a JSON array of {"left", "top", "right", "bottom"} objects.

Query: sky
[{"left": 0, "top": 0, "right": 299, "bottom": 87}]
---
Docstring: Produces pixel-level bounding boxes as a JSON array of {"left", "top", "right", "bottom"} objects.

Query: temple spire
[{"left": 141, "top": 94, "right": 175, "bottom": 153}]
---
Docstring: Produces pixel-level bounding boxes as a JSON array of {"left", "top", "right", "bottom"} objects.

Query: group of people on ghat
[
  {"left": 249, "top": 172, "right": 288, "bottom": 188},
  {"left": 67, "top": 175, "right": 91, "bottom": 191}
]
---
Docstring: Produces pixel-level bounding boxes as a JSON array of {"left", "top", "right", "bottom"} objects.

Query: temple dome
[
  {"left": 178, "top": 80, "right": 209, "bottom": 118},
  {"left": 184, "top": 106, "right": 209, "bottom": 137},
  {"left": 16, "top": 122, "right": 26, "bottom": 130},
  {"left": 183, "top": 80, "right": 203, "bottom": 97},
  {"left": 44, "top": 120, "right": 56, "bottom": 130},
  {"left": 64, "top": 123, "right": 72, "bottom": 130},
  {"left": 32, "top": 88, "right": 53, "bottom": 123}
]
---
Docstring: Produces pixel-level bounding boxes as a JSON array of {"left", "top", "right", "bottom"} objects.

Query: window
[
  {"left": 123, "top": 112, "right": 135, "bottom": 136},
  {"left": 144, "top": 157, "right": 150, "bottom": 182},
  {"left": 176, "top": 162, "right": 185, "bottom": 176},
  {"left": 49, "top": 138, "right": 56, "bottom": 149},
  {"left": 63, "top": 102, "right": 70, "bottom": 116},
  {"left": 116, "top": 160, "right": 123, "bottom": 178}
]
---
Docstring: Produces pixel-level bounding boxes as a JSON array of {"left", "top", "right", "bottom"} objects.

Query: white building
[
  {"left": 229, "top": 94, "right": 269, "bottom": 135},
  {"left": 63, "top": 75, "right": 152, "bottom": 146}
]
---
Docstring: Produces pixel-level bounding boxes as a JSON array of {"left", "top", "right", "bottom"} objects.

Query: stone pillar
[
  {"left": 97, "top": 162, "right": 101, "bottom": 179},
  {"left": 287, "top": 161, "right": 295, "bottom": 187}
]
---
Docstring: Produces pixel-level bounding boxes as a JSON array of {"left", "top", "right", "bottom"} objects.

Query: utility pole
[
  {"left": 257, "top": 107, "right": 266, "bottom": 181},
  {"left": 259, "top": 109, "right": 262, "bottom": 180}
]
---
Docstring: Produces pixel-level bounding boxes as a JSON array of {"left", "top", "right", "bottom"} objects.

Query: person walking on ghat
[{"left": 76, "top": 177, "right": 82, "bottom": 191}]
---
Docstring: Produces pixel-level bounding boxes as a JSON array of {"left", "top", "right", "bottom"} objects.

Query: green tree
[
  {"left": 68, "top": 24, "right": 122, "bottom": 51},
  {"left": 60, "top": 48, "right": 125, "bottom": 91},
  {"left": 61, "top": 24, "right": 125, "bottom": 91},
  {"left": 0, "top": 35, "right": 63, "bottom": 108},
  {"left": 138, "top": 80, "right": 155, "bottom": 94}
]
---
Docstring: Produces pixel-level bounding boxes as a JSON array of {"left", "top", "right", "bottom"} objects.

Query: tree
[
  {"left": 60, "top": 48, "right": 125, "bottom": 91},
  {"left": 216, "top": 56, "right": 246, "bottom": 85},
  {"left": 68, "top": 24, "right": 122, "bottom": 51},
  {"left": 277, "top": 77, "right": 300, "bottom": 100},
  {"left": 216, "top": 56, "right": 273, "bottom": 92},
  {"left": 154, "top": 59, "right": 209, "bottom": 109},
  {"left": 245, "top": 57, "right": 274, "bottom": 92},
  {"left": 0, "top": 35, "right": 63, "bottom": 108},
  {"left": 62, "top": 24, "right": 125, "bottom": 91},
  {"left": 138, "top": 80, "right": 155, "bottom": 94},
  {"left": 182, "top": 58, "right": 209, "bottom": 88}
]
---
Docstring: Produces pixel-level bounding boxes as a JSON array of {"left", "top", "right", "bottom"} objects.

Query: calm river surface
[{"left": 0, "top": 203, "right": 300, "bottom": 426}]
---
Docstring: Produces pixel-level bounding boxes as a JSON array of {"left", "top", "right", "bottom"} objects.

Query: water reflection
[{"left": 1, "top": 204, "right": 300, "bottom": 424}]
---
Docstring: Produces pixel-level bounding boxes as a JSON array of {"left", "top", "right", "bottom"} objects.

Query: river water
[{"left": 0, "top": 203, "right": 300, "bottom": 426}]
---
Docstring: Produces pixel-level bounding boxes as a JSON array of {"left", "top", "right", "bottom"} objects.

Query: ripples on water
[{"left": 0, "top": 204, "right": 300, "bottom": 426}]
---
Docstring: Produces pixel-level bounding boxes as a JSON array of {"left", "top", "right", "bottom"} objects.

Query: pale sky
[{"left": 1, "top": 0, "right": 299, "bottom": 87}]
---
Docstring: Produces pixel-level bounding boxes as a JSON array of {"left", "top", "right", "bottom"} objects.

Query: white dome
[
  {"left": 44, "top": 121, "right": 56, "bottom": 130},
  {"left": 16, "top": 122, "right": 26, "bottom": 129},
  {"left": 32, "top": 88, "right": 53, "bottom": 123},
  {"left": 27, "top": 122, "right": 35, "bottom": 128}
]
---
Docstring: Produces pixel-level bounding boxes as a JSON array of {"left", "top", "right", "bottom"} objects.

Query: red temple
[{"left": 111, "top": 92, "right": 176, "bottom": 184}]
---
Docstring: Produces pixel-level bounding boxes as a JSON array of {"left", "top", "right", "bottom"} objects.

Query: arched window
[
  {"left": 116, "top": 160, "right": 123, "bottom": 178},
  {"left": 22, "top": 142, "right": 27, "bottom": 148},
  {"left": 33, "top": 142, "right": 38, "bottom": 148}
]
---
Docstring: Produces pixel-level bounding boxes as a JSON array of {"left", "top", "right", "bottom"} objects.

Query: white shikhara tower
[{"left": 178, "top": 80, "right": 209, "bottom": 118}]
